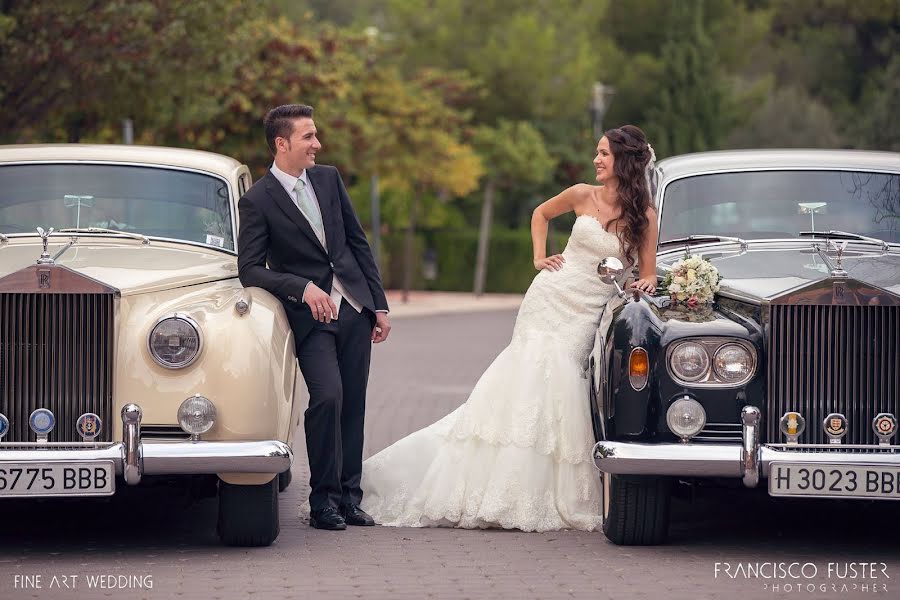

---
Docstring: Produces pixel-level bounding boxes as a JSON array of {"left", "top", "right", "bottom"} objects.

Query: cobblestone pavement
[{"left": 1, "top": 309, "right": 898, "bottom": 600}]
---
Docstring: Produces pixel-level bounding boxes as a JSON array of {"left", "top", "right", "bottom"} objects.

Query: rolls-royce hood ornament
[{"left": 35, "top": 226, "right": 55, "bottom": 264}]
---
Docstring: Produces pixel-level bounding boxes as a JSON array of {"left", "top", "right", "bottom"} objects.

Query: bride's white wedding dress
[{"left": 360, "top": 215, "right": 626, "bottom": 531}]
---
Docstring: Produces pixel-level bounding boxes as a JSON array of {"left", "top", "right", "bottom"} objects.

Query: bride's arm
[
  {"left": 531, "top": 185, "right": 586, "bottom": 271},
  {"left": 631, "top": 207, "right": 659, "bottom": 292}
]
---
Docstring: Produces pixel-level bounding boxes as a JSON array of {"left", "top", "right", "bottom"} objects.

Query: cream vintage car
[{"left": 0, "top": 144, "right": 301, "bottom": 547}]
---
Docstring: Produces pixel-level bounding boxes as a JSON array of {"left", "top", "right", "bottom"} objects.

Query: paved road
[{"left": 1, "top": 310, "right": 898, "bottom": 600}]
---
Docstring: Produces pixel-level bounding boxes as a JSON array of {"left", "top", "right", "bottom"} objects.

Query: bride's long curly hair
[{"left": 602, "top": 125, "right": 655, "bottom": 260}]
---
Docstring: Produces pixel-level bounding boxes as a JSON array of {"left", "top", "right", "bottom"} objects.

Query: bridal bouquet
[{"left": 661, "top": 254, "right": 720, "bottom": 306}]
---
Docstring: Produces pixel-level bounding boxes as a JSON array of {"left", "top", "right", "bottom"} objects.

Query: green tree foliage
[
  {"left": 0, "top": 0, "right": 254, "bottom": 142},
  {"left": 643, "top": 0, "right": 737, "bottom": 157},
  {"left": 471, "top": 120, "right": 555, "bottom": 294}
]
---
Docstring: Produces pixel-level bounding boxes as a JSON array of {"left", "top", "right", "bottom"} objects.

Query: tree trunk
[
  {"left": 473, "top": 178, "right": 496, "bottom": 296},
  {"left": 401, "top": 194, "right": 418, "bottom": 304}
]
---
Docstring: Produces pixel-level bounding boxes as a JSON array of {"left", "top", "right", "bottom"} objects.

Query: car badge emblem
[
  {"left": 35, "top": 226, "right": 55, "bottom": 265},
  {"left": 29, "top": 408, "right": 56, "bottom": 442},
  {"left": 823, "top": 413, "right": 847, "bottom": 444},
  {"left": 0, "top": 413, "right": 9, "bottom": 440},
  {"left": 873, "top": 413, "right": 897, "bottom": 446},
  {"left": 76, "top": 413, "right": 102, "bottom": 442},
  {"left": 780, "top": 411, "right": 805, "bottom": 445},
  {"left": 38, "top": 268, "right": 51, "bottom": 289}
]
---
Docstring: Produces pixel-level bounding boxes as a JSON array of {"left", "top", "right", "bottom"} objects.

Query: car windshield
[
  {"left": 0, "top": 164, "right": 234, "bottom": 250},
  {"left": 660, "top": 170, "right": 900, "bottom": 244}
]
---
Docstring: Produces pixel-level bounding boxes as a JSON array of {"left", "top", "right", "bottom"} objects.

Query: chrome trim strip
[
  {"left": 593, "top": 440, "right": 900, "bottom": 478},
  {"left": 0, "top": 441, "right": 292, "bottom": 476},
  {"left": 0, "top": 404, "right": 292, "bottom": 486},
  {"left": 592, "top": 440, "right": 743, "bottom": 477}
]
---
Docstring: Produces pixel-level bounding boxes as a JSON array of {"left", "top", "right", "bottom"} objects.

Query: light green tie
[{"left": 293, "top": 178, "right": 324, "bottom": 238}]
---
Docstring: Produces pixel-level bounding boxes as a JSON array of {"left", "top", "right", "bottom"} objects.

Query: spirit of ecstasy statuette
[{"left": 36, "top": 226, "right": 55, "bottom": 264}]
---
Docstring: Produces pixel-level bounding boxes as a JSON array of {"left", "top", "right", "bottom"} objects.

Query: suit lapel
[
  {"left": 307, "top": 167, "right": 338, "bottom": 253},
  {"left": 264, "top": 171, "right": 328, "bottom": 256}
]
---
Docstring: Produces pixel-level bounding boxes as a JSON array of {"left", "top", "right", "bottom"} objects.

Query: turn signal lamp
[{"left": 629, "top": 348, "right": 649, "bottom": 391}]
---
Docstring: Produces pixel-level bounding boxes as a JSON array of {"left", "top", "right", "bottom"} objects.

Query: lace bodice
[{"left": 512, "top": 214, "right": 626, "bottom": 364}]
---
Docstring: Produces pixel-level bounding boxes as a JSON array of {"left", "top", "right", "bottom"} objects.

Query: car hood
[
  {"left": 0, "top": 238, "right": 238, "bottom": 295},
  {"left": 658, "top": 243, "right": 900, "bottom": 302}
]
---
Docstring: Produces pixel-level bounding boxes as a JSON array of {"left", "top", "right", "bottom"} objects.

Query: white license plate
[
  {"left": 769, "top": 463, "right": 900, "bottom": 499},
  {"left": 0, "top": 461, "right": 115, "bottom": 498}
]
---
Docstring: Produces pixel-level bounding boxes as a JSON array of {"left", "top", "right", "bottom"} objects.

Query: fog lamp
[
  {"left": 666, "top": 397, "right": 706, "bottom": 441},
  {"left": 178, "top": 395, "right": 217, "bottom": 437}
]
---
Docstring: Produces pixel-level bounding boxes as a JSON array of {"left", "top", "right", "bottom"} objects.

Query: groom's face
[{"left": 279, "top": 117, "right": 322, "bottom": 173}]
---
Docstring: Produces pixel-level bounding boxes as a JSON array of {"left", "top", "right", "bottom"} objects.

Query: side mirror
[{"left": 597, "top": 256, "right": 628, "bottom": 299}]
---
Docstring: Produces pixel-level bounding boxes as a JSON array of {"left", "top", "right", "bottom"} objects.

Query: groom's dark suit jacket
[{"left": 237, "top": 165, "right": 388, "bottom": 345}]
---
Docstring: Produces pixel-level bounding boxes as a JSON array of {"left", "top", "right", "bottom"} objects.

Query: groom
[{"left": 238, "top": 104, "right": 391, "bottom": 530}]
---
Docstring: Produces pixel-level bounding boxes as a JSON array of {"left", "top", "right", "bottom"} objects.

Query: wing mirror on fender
[{"left": 597, "top": 257, "right": 629, "bottom": 299}]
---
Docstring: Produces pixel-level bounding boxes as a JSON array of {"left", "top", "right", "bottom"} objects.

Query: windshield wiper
[
  {"left": 58, "top": 227, "right": 150, "bottom": 245},
  {"left": 659, "top": 234, "right": 748, "bottom": 250},
  {"left": 799, "top": 230, "right": 890, "bottom": 251}
]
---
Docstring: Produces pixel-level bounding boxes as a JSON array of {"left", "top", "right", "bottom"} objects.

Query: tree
[
  {"left": 0, "top": 0, "right": 256, "bottom": 142},
  {"left": 471, "top": 121, "right": 554, "bottom": 295},
  {"left": 381, "top": 0, "right": 616, "bottom": 206},
  {"left": 643, "top": 0, "right": 737, "bottom": 157},
  {"left": 726, "top": 86, "right": 840, "bottom": 148}
]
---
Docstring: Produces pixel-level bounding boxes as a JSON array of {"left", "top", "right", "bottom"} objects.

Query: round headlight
[
  {"left": 669, "top": 342, "right": 710, "bottom": 382},
  {"left": 149, "top": 315, "right": 201, "bottom": 369},
  {"left": 713, "top": 343, "right": 754, "bottom": 383},
  {"left": 666, "top": 397, "right": 707, "bottom": 439},
  {"left": 178, "top": 395, "right": 217, "bottom": 435}
]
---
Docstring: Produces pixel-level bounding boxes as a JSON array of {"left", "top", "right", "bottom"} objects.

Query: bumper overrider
[
  {"left": 0, "top": 404, "right": 292, "bottom": 485},
  {"left": 593, "top": 406, "right": 900, "bottom": 487}
]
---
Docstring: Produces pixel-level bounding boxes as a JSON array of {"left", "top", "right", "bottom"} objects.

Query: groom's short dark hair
[{"left": 264, "top": 104, "right": 314, "bottom": 155}]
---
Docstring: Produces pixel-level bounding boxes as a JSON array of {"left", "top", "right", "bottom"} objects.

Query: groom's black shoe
[
  {"left": 340, "top": 504, "right": 375, "bottom": 526},
  {"left": 309, "top": 507, "right": 347, "bottom": 530}
]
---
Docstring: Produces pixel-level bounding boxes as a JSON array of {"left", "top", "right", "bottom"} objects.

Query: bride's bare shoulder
[{"left": 560, "top": 183, "right": 597, "bottom": 204}]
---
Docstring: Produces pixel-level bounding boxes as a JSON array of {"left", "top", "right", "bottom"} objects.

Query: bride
[{"left": 360, "top": 125, "right": 659, "bottom": 531}]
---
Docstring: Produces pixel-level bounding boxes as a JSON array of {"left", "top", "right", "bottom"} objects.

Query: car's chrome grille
[
  {"left": 0, "top": 293, "right": 114, "bottom": 443},
  {"left": 767, "top": 304, "right": 900, "bottom": 448}
]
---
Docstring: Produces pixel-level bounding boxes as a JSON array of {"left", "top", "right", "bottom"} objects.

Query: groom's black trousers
[{"left": 297, "top": 301, "right": 373, "bottom": 512}]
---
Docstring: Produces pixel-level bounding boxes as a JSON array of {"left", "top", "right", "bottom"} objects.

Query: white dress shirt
[{"left": 271, "top": 163, "right": 363, "bottom": 318}]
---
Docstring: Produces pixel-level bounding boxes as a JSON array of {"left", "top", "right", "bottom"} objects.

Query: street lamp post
[{"left": 591, "top": 82, "right": 615, "bottom": 141}]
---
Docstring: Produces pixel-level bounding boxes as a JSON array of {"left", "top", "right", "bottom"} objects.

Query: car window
[
  {"left": 0, "top": 164, "right": 235, "bottom": 250},
  {"left": 660, "top": 170, "right": 900, "bottom": 243}
]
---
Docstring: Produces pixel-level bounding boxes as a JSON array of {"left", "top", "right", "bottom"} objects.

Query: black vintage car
[{"left": 590, "top": 149, "right": 900, "bottom": 545}]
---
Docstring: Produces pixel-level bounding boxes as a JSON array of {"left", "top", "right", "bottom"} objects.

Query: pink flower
[{"left": 687, "top": 296, "right": 699, "bottom": 308}]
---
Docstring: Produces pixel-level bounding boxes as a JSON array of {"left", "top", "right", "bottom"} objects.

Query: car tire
[
  {"left": 601, "top": 473, "right": 670, "bottom": 545},
  {"left": 217, "top": 477, "right": 280, "bottom": 547},
  {"left": 278, "top": 468, "right": 292, "bottom": 492}
]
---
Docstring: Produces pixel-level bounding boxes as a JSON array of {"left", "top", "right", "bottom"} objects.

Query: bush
[{"left": 380, "top": 228, "right": 570, "bottom": 294}]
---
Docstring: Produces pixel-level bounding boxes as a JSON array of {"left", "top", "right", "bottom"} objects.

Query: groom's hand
[
  {"left": 302, "top": 283, "right": 338, "bottom": 323},
  {"left": 372, "top": 312, "right": 391, "bottom": 343}
]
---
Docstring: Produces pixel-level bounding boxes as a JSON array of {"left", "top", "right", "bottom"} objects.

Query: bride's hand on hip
[
  {"left": 534, "top": 255, "right": 565, "bottom": 271},
  {"left": 630, "top": 277, "right": 656, "bottom": 294}
]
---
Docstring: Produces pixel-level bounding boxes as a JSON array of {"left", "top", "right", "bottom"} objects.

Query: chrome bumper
[
  {"left": 0, "top": 404, "right": 292, "bottom": 486},
  {"left": 593, "top": 405, "right": 900, "bottom": 488}
]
